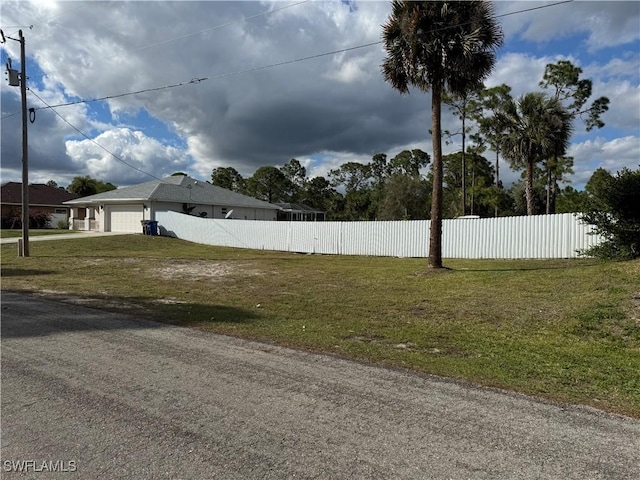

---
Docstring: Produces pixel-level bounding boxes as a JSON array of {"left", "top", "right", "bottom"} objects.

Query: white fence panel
[{"left": 155, "top": 210, "right": 602, "bottom": 259}]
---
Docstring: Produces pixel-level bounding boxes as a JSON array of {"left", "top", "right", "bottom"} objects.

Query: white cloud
[
  {"left": 325, "top": 54, "right": 373, "bottom": 84},
  {"left": 496, "top": 1, "right": 640, "bottom": 52},
  {"left": 489, "top": 52, "right": 580, "bottom": 97},
  {"left": 569, "top": 136, "right": 640, "bottom": 187},
  {"left": 584, "top": 53, "right": 640, "bottom": 81},
  {"left": 591, "top": 80, "right": 640, "bottom": 133},
  {"left": 65, "top": 128, "right": 189, "bottom": 185}
]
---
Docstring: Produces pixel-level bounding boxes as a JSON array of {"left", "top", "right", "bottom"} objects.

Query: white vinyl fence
[{"left": 155, "top": 211, "right": 602, "bottom": 259}]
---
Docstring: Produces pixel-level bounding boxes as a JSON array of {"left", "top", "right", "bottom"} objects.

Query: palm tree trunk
[
  {"left": 545, "top": 166, "right": 551, "bottom": 214},
  {"left": 429, "top": 85, "right": 444, "bottom": 268},
  {"left": 494, "top": 148, "right": 499, "bottom": 217},
  {"left": 525, "top": 158, "right": 534, "bottom": 216},
  {"left": 545, "top": 156, "right": 554, "bottom": 214},
  {"left": 470, "top": 162, "right": 475, "bottom": 215},
  {"left": 461, "top": 112, "right": 466, "bottom": 216}
]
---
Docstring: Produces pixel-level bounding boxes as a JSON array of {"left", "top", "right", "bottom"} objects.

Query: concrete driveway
[
  {"left": 1, "top": 291, "right": 639, "bottom": 479},
  {"left": 0, "top": 231, "right": 132, "bottom": 245}
]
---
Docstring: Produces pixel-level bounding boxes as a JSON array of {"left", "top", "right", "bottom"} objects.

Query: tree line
[
  {"left": 209, "top": 155, "right": 635, "bottom": 224},
  {"left": 210, "top": 46, "right": 613, "bottom": 221}
]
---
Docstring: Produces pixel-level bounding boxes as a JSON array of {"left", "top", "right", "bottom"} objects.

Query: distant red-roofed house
[{"left": 1, "top": 182, "right": 79, "bottom": 228}]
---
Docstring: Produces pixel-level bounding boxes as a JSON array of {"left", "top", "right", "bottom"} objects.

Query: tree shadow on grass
[
  {"left": 151, "top": 302, "right": 262, "bottom": 328},
  {"left": 448, "top": 261, "right": 601, "bottom": 273},
  {"left": 1, "top": 291, "right": 261, "bottom": 338},
  {"left": 1, "top": 268, "right": 55, "bottom": 277}
]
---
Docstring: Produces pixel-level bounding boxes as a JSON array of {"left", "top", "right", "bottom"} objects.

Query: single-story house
[
  {"left": 1, "top": 182, "right": 78, "bottom": 228},
  {"left": 275, "top": 202, "right": 326, "bottom": 221},
  {"left": 64, "top": 175, "right": 281, "bottom": 233}
]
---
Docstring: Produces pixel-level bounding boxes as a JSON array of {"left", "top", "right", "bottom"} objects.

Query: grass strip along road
[{"left": 1, "top": 234, "right": 639, "bottom": 417}]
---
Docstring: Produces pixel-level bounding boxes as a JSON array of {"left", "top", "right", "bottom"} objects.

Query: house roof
[
  {"left": 1, "top": 182, "right": 78, "bottom": 206},
  {"left": 64, "top": 175, "right": 280, "bottom": 210}
]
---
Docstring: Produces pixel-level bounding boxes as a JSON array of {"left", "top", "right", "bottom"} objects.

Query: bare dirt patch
[
  {"left": 631, "top": 291, "right": 640, "bottom": 324},
  {"left": 155, "top": 261, "right": 263, "bottom": 281}
]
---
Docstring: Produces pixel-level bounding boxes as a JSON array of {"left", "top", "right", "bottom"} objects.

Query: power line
[
  {"left": 3, "top": 0, "right": 574, "bottom": 118},
  {"left": 0, "top": 110, "right": 21, "bottom": 120},
  {"left": 0, "top": 25, "right": 33, "bottom": 30},
  {"left": 30, "top": 41, "right": 382, "bottom": 113},
  {"left": 3, "top": 4, "right": 87, "bottom": 36},
  {"left": 30, "top": 77, "right": 210, "bottom": 112},
  {"left": 499, "top": 0, "right": 573, "bottom": 18},
  {"left": 24, "top": 0, "right": 573, "bottom": 115},
  {"left": 1, "top": 1, "right": 311, "bottom": 120},
  {"left": 28, "top": 89, "right": 163, "bottom": 182},
  {"left": 28, "top": 89, "right": 234, "bottom": 202},
  {"left": 36, "top": 4, "right": 88, "bottom": 25}
]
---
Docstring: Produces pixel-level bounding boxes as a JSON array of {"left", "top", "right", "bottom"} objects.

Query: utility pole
[{"left": 3, "top": 29, "right": 29, "bottom": 256}]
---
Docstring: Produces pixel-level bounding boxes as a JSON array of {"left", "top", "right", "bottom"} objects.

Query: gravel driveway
[{"left": 2, "top": 291, "right": 639, "bottom": 479}]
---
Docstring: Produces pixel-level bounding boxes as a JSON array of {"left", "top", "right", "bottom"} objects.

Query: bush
[
  {"left": 56, "top": 219, "right": 69, "bottom": 230},
  {"left": 584, "top": 241, "right": 637, "bottom": 262},
  {"left": 29, "top": 210, "right": 52, "bottom": 229},
  {"left": 581, "top": 167, "right": 640, "bottom": 260},
  {"left": 0, "top": 209, "right": 52, "bottom": 229}
]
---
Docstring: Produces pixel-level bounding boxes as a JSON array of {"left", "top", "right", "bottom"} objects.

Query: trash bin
[
  {"left": 148, "top": 221, "right": 158, "bottom": 236},
  {"left": 141, "top": 219, "right": 150, "bottom": 234}
]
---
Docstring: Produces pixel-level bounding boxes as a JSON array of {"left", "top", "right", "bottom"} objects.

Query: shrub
[
  {"left": 29, "top": 210, "right": 52, "bottom": 229},
  {"left": 581, "top": 167, "right": 640, "bottom": 260},
  {"left": 0, "top": 209, "right": 52, "bottom": 229}
]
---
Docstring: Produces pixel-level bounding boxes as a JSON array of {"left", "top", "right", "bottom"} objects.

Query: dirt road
[{"left": 2, "top": 291, "right": 639, "bottom": 479}]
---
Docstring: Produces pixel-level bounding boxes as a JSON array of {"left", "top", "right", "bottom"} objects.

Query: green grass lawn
[
  {"left": 2, "top": 234, "right": 639, "bottom": 417},
  {"left": 0, "top": 229, "right": 80, "bottom": 238}
]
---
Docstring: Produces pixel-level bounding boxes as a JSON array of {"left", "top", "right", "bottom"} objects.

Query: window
[{"left": 55, "top": 208, "right": 66, "bottom": 214}]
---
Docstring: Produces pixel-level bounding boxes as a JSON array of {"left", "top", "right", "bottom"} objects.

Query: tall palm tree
[
  {"left": 497, "top": 92, "right": 573, "bottom": 216},
  {"left": 381, "top": 1, "right": 503, "bottom": 268}
]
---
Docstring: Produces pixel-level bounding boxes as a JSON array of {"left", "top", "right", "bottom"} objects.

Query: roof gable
[
  {"left": 65, "top": 177, "right": 164, "bottom": 203},
  {"left": 64, "top": 175, "right": 279, "bottom": 210}
]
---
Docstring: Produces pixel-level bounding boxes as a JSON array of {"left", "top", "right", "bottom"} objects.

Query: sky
[{"left": 1, "top": 0, "right": 639, "bottom": 191}]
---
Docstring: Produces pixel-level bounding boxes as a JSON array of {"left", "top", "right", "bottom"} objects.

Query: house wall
[
  {"left": 49, "top": 209, "right": 70, "bottom": 227},
  {"left": 153, "top": 202, "right": 277, "bottom": 221},
  {"left": 98, "top": 205, "right": 107, "bottom": 231},
  {"left": 155, "top": 211, "right": 603, "bottom": 259},
  {"left": 68, "top": 201, "right": 277, "bottom": 232},
  {"left": 1, "top": 204, "right": 72, "bottom": 228},
  {"left": 214, "top": 206, "right": 278, "bottom": 221},
  {"left": 189, "top": 204, "right": 214, "bottom": 218}
]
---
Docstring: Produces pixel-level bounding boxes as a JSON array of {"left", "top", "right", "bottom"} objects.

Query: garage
[
  {"left": 65, "top": 175, "right": 281, "bottom": 233},
  {"left": 107, "top": 205, "right": 143, "bottom": 233}
]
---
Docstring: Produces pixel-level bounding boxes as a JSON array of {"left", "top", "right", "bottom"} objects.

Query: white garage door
[{"left": 108, "top": 205, "right": 143, "bottom": 233}]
